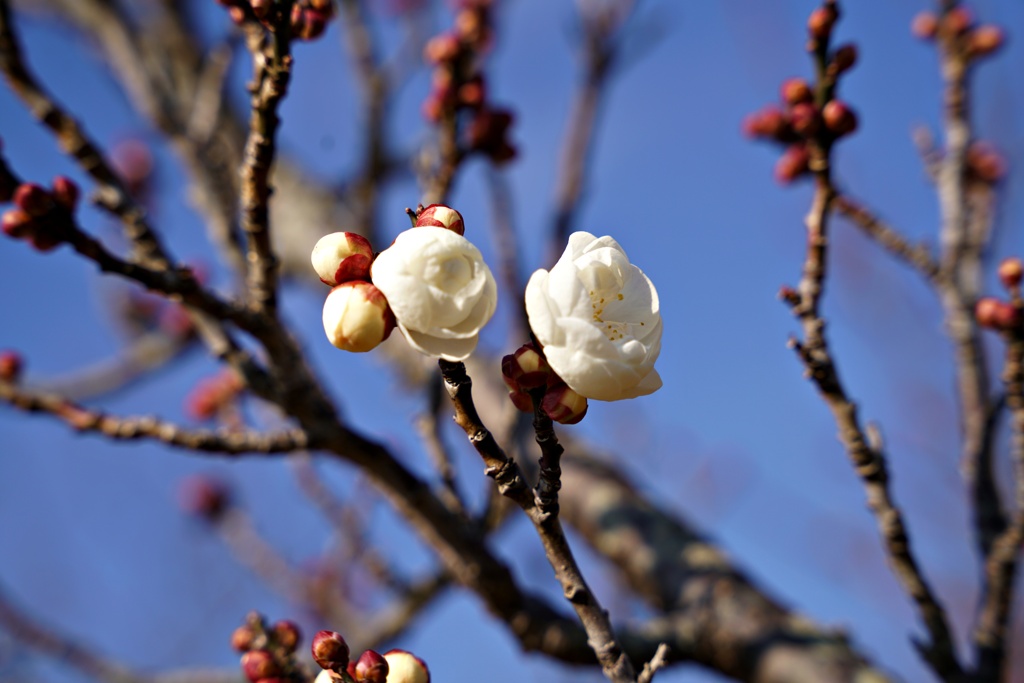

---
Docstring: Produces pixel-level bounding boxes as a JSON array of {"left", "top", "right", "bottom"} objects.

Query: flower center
[
  {"left": 426, "top": 254, "right": 473, "bottom": 292},
  {"left": 589, "top": 288, "right": 630, "bottom": 341}
]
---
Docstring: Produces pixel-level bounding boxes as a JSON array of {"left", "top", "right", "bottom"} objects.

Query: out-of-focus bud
[
  {"left": 467, "top": 108, "right": 517, "bottom": 163},
  {"left": 295, "top": 8, "right": 331, "bottom": 40},
  {"left": 458, "top": 75, "right": 486, "bottom": 108},
  {"left": 111, "top": 139, "right": 154, "bottom": 196},
  {"left": 976, "top": 297, "right": 1020, "bottom": 331},
  {"left": 382, "top": 650, "right": 430, "bottom": 683},
  {"left": 943, "top": 7, "right": 973, "bottom": 36},
  {"left": 807, "top": 5, "right": 837, "bottom": 40},
  {"left": 742, "top": 106, "right": 789, "bottom": 140},
  {"left": 311, "top": 630, "right": 349, "bottom": 672},
  {"left": 271, "top": 620, "right": 301, "bottom": 654},
  {"left": 250, "top": 0, "right": 271, "bottom": 19},
  {"left": 822, "top": 100, "right": 858, "bottom": 136},
  {"left": 774, "top": 144, "right": 810, "bottom": 184},
  {"left": 966, "top": 142, "right": 1007, "bottom": 184},
  {"left": 832, "top": 43, "right": 858, "bottom": 73},
  {"left": 424, "top": 33, "right": 461, "bottom": 65},
  {"left": 2, "top": 208, "right": 33, "bottom": 239},
  {"left": 780, "top": 78, "right": 813, "bottom": 106},
  {"left": 321, "top": 281, "right": 396, "bottom": 352},
  {"left": 185, "top": 370, "right": 244, "bottom": 421},
  {"left": 967, "top": 25, "right": 1005, "bottom": 58},
  {"left": 414, "top": 204, "right": 465, "bottom": 235},
  {"left": 789, "top": 103, "right": 820, "bottom": 137},
  {"left": 540, "top": 381, "right": 588, "bottom": 425},
  {"left": 241, "top": 650, "right": 279, "bottom": 683},
  {"left": 0, "top": 350, "right": 23, "bottom": 383},
  {"left": 998, "top": 258, "right": 1023, "bottom": 290},
  {"left": 309, "top": 0, "right": 334, "bottom": 12},
  {"left": 501, "top": 343, "right": 550, "bottom": 391},
  {"left": 354, "top": 650, "right": 389, "bottom": 683},
  {"left": 231, "top": 625, "right": 257, "bottom": 652},
  {"left": 13, "top": 183, "right": 53, "bottom": 217},
  {"left": 229, "top": 6, "right": 247, "bottom": 24},
  {"left": 179, "top": 475, "right": 232, "bottom": 521},
  {"left": 912, "top": 12, "right": 939, "bottom": 40},
  {"left": 778, "top": 285, "right": 801, "bottom": 306},
  {"left": 311, "top": 232, "right": 374, "bottom": 285},
  {"left": 51, "top": 176, "right": 80, "bottom": 210}
]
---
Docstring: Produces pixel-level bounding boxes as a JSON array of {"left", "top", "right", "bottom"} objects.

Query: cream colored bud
[
  {"left": 311, "top": 232, "right": 374, "bottom": 286},
  {"left": 322, "top": 282, "right": 395, "bottom": 352},
  {"left": 383, "top": 650, "right": 430, "bottom": 683}
]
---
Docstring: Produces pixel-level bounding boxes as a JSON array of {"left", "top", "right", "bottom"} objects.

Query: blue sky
[{"left": 2, "top": 1, "right": 1024, "bottom": 682}]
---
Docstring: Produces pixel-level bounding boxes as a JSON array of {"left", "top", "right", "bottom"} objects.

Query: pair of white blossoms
[{"left": 320, "top": 226, "right": 662, "bottom": 402}]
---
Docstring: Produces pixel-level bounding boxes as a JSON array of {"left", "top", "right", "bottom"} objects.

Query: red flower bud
[
  {"left": 789, "top": 103, "right": 820, "bottom": 137},
  {"left": 111, "top": 139, "right": 154, "bottom": 195},
  {"left": 424, "top": 33, "right": 461, "bottom": 65},
  {"left": 414, "top": 204, "right": 465, "bottom": 235},
  {"left": 466, "top": 108, "right": 516, "bottom": 163},
  {"left": 271, "top": 620, "right": 301, "bottom": 654},
  {"left": 231, "top": 625, "right": 257, "bottom": 652},
  {"left": 13, "top": 183, "right": 53, "bottom": 217},
  {"left": 311, "top": 630, "right": 349, "bottom": 672},
  {"left": 458, "top": 76, "right": 486, "bottom": 109},
  {"left": 541, "top": 381, "right": 588, "bottom": 425},
  {"left": 250, "top": 0, "right": 272, "bottom": 19},
  {"left": 976, "top": 297, "right": 1019, "bottom": 330},
  {"left": 822, "top": 100, "right": 858, "bottom": 136},
  {"left": 807, "top": 6, "right": 837, "bottom": 40},
  {"left": 968, "top": 25, "right": 1004, "bottom": 58},
  {"left": 832, "top": 44, "right": 858, "bottom": 73},
  {"left": 2, "top": 208, "right": 34, "bottom": 239},
  {"left": 911, "top": 12, "right": 939, "bottom": 40},
  {"left": 998, "top": 258, "right": 1023, "bottom": 290},
  {"left": 966, "top": 142, "right": 1007, "bottom": 184},
  {"left": 501, "top": 343, "right": 550, "bottom": 391},
  {"left": 240, "top": 650, "right": 279, "bottom": 683},
  {"left": 0, "top": 350, "right": 23, "bottom": 383},
  {"left": 774, "top": 144, "right": 810, "bottom": 184},
  {"left": 51, "top": 176, "right": 80, "bottom": 210},
  {"left": 742, "top": 106, "right": 789, "bottom": 140},
  {"left": 943, "top": 7, "right": 973, "bottom": 36},
  {"left": 354, "top": 650, "right": 389, "bottom": 683},
  {"left": 780, "top": 78, "right": 813, "bottom": 106}
]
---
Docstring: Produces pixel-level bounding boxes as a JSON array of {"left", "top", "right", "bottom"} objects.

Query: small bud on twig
[
  {"left": 998, "top": 258, "right": 1023, "bottom": 290},
  {"left": 354, "top": 650, "right": 389, "bottom": 683},
  {"left": 311, "top": 630, "right": 349, "bottom": 672}
]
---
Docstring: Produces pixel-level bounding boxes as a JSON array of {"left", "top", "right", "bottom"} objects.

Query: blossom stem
[{"left": 531, "top": 390, "right": 563, "bottom": 517}]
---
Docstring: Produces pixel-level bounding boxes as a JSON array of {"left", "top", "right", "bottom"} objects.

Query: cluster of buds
[
  {"left": 233, "top": 612, "right": 306, "bottom": 683},
  {"left": 185, "top": 369, "right": 245, "bottom": 421},
  {"left": 0, "top": 350, "right": 23, "bottom": 383},
  {"left": 1, "top": 178, "right": 79, "bottom": 251},
  {"left": 912, "top": 6, "right": 1005, "bottom": 61},
  {"left": 502, "top": 343, "right": 588, "bottom": 425},
  {"left": 422, "top": 0, "right": 516, "bottom": 163},
  {"left": 178, "top": 474, "right": 232, "bottom": 521},
  {"left": 215, "top": 0, "right": 335, "bottom": 41},
  {"left": 975, "top": 258, "right": 1023, "bottom": 333},
  {"left": 743, "top": 2, "right": 859, "bottom": 184},
  {"left": 314, "top": 204, "right": 468, "bottom": 353},
  {"left": 311, "top": 630, "right": 429, "bottom": 683}
]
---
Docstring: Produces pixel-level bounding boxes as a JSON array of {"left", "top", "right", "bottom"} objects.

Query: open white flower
[
  {"left": 525, "top": 231, "right": 662, "bottom": 401},
  {"left": 371, "top": 226, "right": 497, "bottom": 361}
]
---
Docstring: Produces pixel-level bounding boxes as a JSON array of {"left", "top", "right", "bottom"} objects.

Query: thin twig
[{"left": 833, "top": 195, "right": 942, "bottom": 283}]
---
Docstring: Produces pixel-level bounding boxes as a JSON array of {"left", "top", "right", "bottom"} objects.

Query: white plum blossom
[
  {"left": 383, "top": 650, "right": 430, "bottom": 683},
  {"left": 371, "top": 226, "right": 497, "bottom": 361},
  {"left": 525, "top": 231, "right": 662, "bottom": 401}
]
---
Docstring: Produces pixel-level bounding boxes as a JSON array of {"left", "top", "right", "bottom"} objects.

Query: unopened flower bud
[
  {"left": 822, "top": 100, "right": 858, "bottom": 136},
  {"left": 414, "top": 204, "right": 465, "bottom": 235},
  {"left": 311, "top": 630, "right": 349, "bottom": 672},
  {"left": 111, "top": 139, "right": 154, "bottom": 195},
  {"left": 998, "top": 258, "right": 1023, "bottom": 290},
  {"left": 789, "top": 103, "right": 820, "bottom": 137},
  {"left": 354, "top": 650, "right": 389, "bottom": 683},
  {"left": 51, "top": 176, "right": 80, "bottom": 210},
  {"left": 178, "top": 475, "right": 231, "bottom": 521},
  {"left": 250, "top": 0, "right": 272, "bottom": 19},
  {"left": 501, "top": 343, "right": 549, "bottom": 391},
  {"left": 943, "top": 7, "right": 973, "bottom": 36},
  {"left": 382, "top": 650, "right": 430, "bottom": 683},
  {"left": 311, "top": 232, "right": 374, "bottom": 285},
  {"left": 0, "top": 350, "right": 23, "bottom": 383},
  {"left": 976, "top": 297, "right": 1019, "bottom": 330},
  {"left": 228, "top": 6, "right": 247, "bottom": 24},
  {"left": 832, "top": 44, "right": 858, "bottom": 73},
  {"left": 742, "top": 106, "right": 789, "bottom": 140},
  {"left": 271, "top": 620, "right": 301, "bottom": 654},
  {"left": 541, "top": 381, "right": 588, "bottom": 425},
  {"left": 775, "top": 144, "right": 810, "bottom": 184},
  {"left": 458, "top": 76, "right": 486, "bottom": 108},
  {"left": 322, "top": 281, "right": 396, "bottom": 352},
  {"left": 424, "top": 33, "right": 460, "bottom": 64},
  {"left": 13, "top": 183, "right": 53, "bottom": 217},
  {"left": 912, "top": 12, "right": 939, "bottom": 40},
  {"left": 807, "top": 6, "right": 837, "bottom": 40},
  {"left": 966, "top": 142, "right": 1007, "bottom": 183},
  {"left": 780, "top": 78, "right": 813, "bottom": 106},
  {"left": 968, "top": 25, "right": 1004, "bottom": 58},
  {"left": 231, "top": 625, "right": 257, "bottom": 652},
  {"left": 309, "top": 0, "right": 335, "bottom": 13},
  {"left": 2, "top": 208, "right": 33, "bottom": 239},
  {"left": 466, "top": 108, "right": 516, "bottom": 163},
  {"left": 241, "top": 650, "right": 279, "bottom": 683}
]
